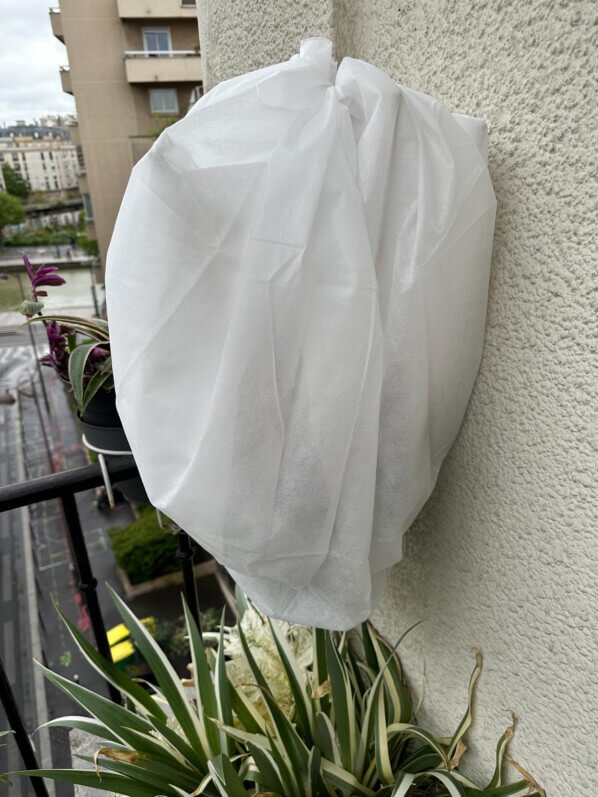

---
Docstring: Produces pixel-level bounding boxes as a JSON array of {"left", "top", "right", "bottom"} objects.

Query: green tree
[
  {"left": 1, "top": 163, "right": 29, "bottom": 199},
  {"left": 0, "top": 191, "right": 25, "bottom": 241}
]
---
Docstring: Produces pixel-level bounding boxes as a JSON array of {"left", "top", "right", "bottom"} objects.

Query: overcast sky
[{"left": 0, "top": 0, "right": 76, "bottom": 126}]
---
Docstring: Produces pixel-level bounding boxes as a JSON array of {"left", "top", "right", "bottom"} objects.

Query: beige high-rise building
[
  {"left": 50, "top": 0, "right": 202, "bottom": 272},
  {"left": 0, "top": 135, "right": 79, "bottom": 193}
]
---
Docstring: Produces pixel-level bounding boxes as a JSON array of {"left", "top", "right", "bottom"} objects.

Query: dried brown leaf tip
[
  {"left": 449, "top": 738, "right": 467, "bottom": 768},
  {"left": 93, "top": 747, "right": 140, "bottom": 780},
  {"left": 506, "top": 756, "right": 546, "bottom": 797},
  {"left": 504, "top": 711, "right": 517, "bottom": 741},
  {"left": 312, "top": 679, "right": 332, "bottom": 699}
]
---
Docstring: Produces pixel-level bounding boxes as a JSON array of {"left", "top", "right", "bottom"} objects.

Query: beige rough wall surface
[
  {"left": 197, "top": 1, "right": 597, "bottom": 793},
  {"left": 197, "top": 0, "right": 335, "bottom": 89}
]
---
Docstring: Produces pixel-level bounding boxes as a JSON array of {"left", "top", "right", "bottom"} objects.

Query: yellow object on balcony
[
  {"left": 124, "top": 52, "right": 202, "bottom": 83},
  {"left": 110, "top": 640, "right": 136, "bottom": 665}
]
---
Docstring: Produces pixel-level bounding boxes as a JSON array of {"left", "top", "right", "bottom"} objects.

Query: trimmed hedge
[{"left": 108, "top": 508, "right": 182, "bottom": 585}]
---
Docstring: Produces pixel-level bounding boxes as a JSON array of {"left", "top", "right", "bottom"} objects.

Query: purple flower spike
[
  {"left": 22, "top": 252, "right": 66, "bottom": 301},
  {"left": 22, "top": 252, "right": 35, "bottom": 281},
  {"left": 39, "top": 320, "right": 70, "bottom": 378}
]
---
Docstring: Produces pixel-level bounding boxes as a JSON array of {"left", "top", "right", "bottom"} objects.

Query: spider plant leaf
[
  {"left": 246, "top": 741, "right": 285, "bottom": 795},
  {"left": 207, "top": 754, "right": 248, "bottom": 797},
  {"left": 53, "top": 599, "right": 166, "bottom": 722},
  {"left": 36, "top": 661, "right": 154, "bottom": 737},
  {"left": 141, "top": 717, "right": 207, "bottom": 774},
  {"left": 107, "top": 585, "right": 209, "bottom": 767},
  {"left": 486, "top": 714, "right": 516, "bottom": 789},
  {"left": 39, "top": 716, "right": 121, "bottom": 745},
  {"left": 325, "top": 631, "right": 355, "bottom": 774},
  {"left": 315, "top": 712, "right": 341, "bottom": 767},
  {"left": 306, "top": 746, "right": 323, "bottom": 797},
  {"left": 260, "top": 688, "right": 309, "bottom": 793},
  {"left": 9, "top": 769, "right": 163, "bottom": 797},
  {"left": 421, "top": 769, "right": 466, "bottom": 796},
  {"left": 385, "top": 724, "right": 450, "bottom": 769},
  {"left": 236, "top": 617, "right": 270, "bottom": 692},
  {"left": 361, "top": 622, "right": 378, "bottom": 671},
  {"left": 229, "top": 680, "right": 267, "bottom": 734},
  {"left": 210, "top": 719, "right": 271, "bottom": 750},
  {"left": 374, "top": 682, "right": 394, "bottom": 785},
  {"left": 234, "top": 585, "right": 250, "bottom": 619},
  {"left": 320, "top": 758, "right": 375, "bottom": 796},
  {"left": 390, "top": 771, "right": 416, "bottom": 796},
  {"left": 215, "top": 610, "right": 234, "bottom": 755},
  {"left": 346, "top": 646, "right": 367, "bottom": 706},
  {"left": 23, "top": 314, "right": 110, "bottom": 341},
  {"left": 81, "top": 362, "right": 113, "bottom": 412},
  {"left": 77, "top": 753, "right": 198, "bottom": 793},
  {"left": 466, "top": 783, "right": 543, "bottom": 796},
  {"left": 447, "top": 650, "right": 483, "bottom": 759},
  {"left": 183, "top": 599, "right": 220, "bottom": 755},
  {"left": 265, "top": 729, "right": 300, "bottom": 797},
  {"left": 68, "top": 340, "right": 107, "bottom": 410},
  {"left": 267, "top": 617, "right": 314, "bottom": 742},
  {"left": 236, "top": 617, "right": 308, "bottom": 790},
  {"left": 367, "top": 624, "right": 418, "bottom": 724},
  {"left": 312, "top": 628, "right": 329, "bottom": 713},
  {"left": 396, "top": 744, "right": 443, "bottom": 774}
]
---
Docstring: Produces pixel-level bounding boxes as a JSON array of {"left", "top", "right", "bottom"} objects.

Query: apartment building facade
[
  {"left": 50, "top": 0, "right": 202, "bottom": 271},
  {"left": 0, "top": 135, "right": 79, "bottom": 193}
]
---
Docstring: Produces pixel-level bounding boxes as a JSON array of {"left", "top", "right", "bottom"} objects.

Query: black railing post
[
  {"left": 59, "top": 493, "right": 120, "bottom": 703},
  {"left": 0, "top": 655, "right": 49, "bottom": 797},
  {"left": 175, "top": 528, "right": 202, "bottom": 637}
]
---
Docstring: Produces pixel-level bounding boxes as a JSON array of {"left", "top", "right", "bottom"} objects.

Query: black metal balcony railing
[{"left": 0, "top": 458, "right": 202, "bottom": 797}]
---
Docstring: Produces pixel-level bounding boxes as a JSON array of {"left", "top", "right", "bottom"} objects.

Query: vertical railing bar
[
  {"left": 59, "top": 492, "right": 120, "bottom": 703},
  {"left": 0, "top": 654, "right": 50, "bottom": 797},
  {"left": 175, "top": 528, "right": 203, "bottom": 637}
]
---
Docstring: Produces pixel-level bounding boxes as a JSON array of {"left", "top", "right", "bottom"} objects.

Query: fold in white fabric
[{"left": 106, "top": 38, "right": 496, "bottom": 630}]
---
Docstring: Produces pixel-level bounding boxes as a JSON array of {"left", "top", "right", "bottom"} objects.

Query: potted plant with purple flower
[{"left": 19, "top": 253, "right": 148, "bottom": 504}]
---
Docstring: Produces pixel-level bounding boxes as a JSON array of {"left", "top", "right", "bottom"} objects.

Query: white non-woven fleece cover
[{"left": 106, "top": 38, "right": 496, "bottom": 630}]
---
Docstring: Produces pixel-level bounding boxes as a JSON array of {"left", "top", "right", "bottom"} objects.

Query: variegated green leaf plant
[{"left": 6, "top": 586, "right": 544, "bottom": 797}]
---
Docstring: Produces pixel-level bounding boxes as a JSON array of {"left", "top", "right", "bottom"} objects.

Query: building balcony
[
  {"left": 49, "top": 7, "right": 63, "bottom": 42},
  {"left": 59, "top": 65, "right": 72, "bottom": 95},
  {"left": 117, "top": 0, "right": 197, "bottom": 18},
  {"left": 78, "top": 172, "right": 89, "bottom": 195},
  {"left": 124, "top": 51, "right": 202, "bottom": 83},
  {"left": 68, "top": 122, "right": 80, "bottom": 146}
]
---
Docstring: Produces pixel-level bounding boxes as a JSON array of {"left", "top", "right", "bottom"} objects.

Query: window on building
[
  {"left": 82, "top": 193, "right": 94, "bottom": 221},
  {"left": 149, "top": 87, "right": 179, "bottom": 114},
  {"left": 142, "top": 27, "right": 172, "bottom": 56},
  {"left": 49, "top": 151, "right": 53, "bottom": 160},
  {"left": 41, "top": 152, "right": 45, "bottom": 160}
]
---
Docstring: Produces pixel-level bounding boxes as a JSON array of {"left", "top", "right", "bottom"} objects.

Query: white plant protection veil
[{"left": 107, "top": 38, "right": 496, "bottom": 630}]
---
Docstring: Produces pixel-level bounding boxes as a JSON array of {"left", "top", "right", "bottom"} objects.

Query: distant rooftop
[{"left": 0, "top": 123, "right": 73, "bottom": 140}]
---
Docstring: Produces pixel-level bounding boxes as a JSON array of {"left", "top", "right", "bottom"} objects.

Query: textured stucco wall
[{"left": 197, "top": 2, "right": 597, "bottom": 793}]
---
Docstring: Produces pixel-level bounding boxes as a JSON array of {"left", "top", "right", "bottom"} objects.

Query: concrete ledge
[{"left": 116, "top": 558, "right": 217, "bottom": 599}]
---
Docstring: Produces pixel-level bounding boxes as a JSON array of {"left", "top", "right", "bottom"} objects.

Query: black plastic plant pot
[
  {"left": 80, "top": 386, "right": 121, "bottom": 428},
  {"left": 59, "top": 377, "right": 121, "bottom": 429},
  {"left": 77, "top": 413, "right": 150, "bottom": 506}
]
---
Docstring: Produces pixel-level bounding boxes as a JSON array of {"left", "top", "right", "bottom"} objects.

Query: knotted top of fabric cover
[{"left": 106, "top": 38, "right": 496, "bottom": 630}]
